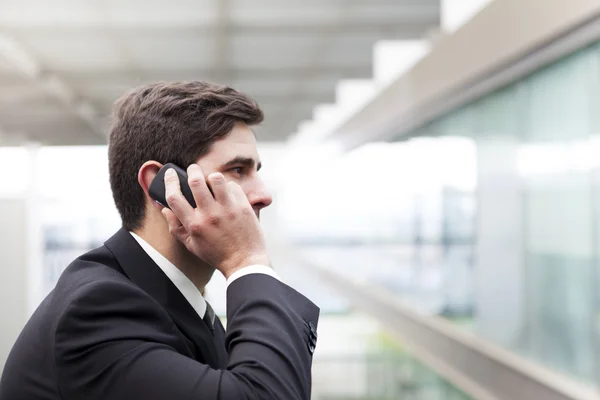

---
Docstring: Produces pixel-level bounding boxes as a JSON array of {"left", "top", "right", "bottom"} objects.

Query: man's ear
[{"left": 137, "top": 160, "right": 163, "bottom": 197}]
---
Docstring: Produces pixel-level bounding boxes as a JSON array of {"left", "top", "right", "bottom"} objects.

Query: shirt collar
[{"left": 129, "top": 231, "right": 207, "bottom": 319}]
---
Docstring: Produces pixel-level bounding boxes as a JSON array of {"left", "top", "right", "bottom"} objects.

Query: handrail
[{"left": 299, "top": 256, "right": 600, "bottom": 400}]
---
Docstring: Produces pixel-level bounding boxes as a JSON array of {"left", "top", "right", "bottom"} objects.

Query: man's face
[{"left": 195, "top": 122, "right": 272, "bottom": 219}]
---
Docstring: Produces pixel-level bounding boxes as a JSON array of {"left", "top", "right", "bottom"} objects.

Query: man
[{"left": 0, "top": 82, "right": 319, "bottom": 399}]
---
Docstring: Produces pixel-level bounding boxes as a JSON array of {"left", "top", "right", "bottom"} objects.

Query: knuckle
[
  {"left": 188, "top": 222, "right": 203, "bottom": 235},
  {"left": 240, "top": 206, "right": 254, "bottom": 216},
  {"left": 209, "top": 173, "right": 225, "bottom": 185},
  {"left": 225, "top": 209, "right": 237, "bottom": 220},
  {"left": 165, "top": 174, "right": 178, "bottom": 184},
  {"left": 205, "top": 214, "right": 221, "bottom": 227},
  {"left": 188, "top": 177, "right": 204, "bottom": 187},
  {"left": 167, "top": 223, "right": 179, "bottom": 236},
  {"left": 166, "top": 194, "right": 178, "bottom": 205}
]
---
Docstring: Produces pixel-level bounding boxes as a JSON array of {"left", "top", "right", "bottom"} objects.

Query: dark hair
[{"left": 108, "top": 81, "right": 264, "bottom": 231}]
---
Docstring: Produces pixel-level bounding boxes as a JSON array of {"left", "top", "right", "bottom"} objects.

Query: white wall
[{"left": 0, "top": 198, "right": 29, "bottom": 370}]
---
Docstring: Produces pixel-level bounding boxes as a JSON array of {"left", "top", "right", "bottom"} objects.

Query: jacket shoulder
[{"left": 51, "top": 245, "right": 140, "bottom": 314}]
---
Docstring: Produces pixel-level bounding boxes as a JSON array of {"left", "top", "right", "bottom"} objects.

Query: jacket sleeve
[{"left": 54, "top": 274, "right": 320, "bottom": 400}]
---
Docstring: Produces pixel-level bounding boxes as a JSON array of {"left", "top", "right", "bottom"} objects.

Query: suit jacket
[{"left": 0, "top": 228, "right": 319, "bottom": 400}]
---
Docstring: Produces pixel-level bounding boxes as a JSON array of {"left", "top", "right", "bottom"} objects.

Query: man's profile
[{"left": 0, "top": 81, "right": 319, "bottom": 400}]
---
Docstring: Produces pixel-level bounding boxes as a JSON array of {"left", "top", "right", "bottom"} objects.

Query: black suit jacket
[{"left": 0, "top": 229, "right": 319, "bottom": 400}]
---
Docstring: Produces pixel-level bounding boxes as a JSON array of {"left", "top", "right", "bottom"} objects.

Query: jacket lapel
[{"left": 104, "top": 228, "right": 220, "bottom": 367}]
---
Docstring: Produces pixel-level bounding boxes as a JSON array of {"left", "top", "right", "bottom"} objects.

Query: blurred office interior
[{"left": 2, "top": 0, "right": 600, "bottom": 399}]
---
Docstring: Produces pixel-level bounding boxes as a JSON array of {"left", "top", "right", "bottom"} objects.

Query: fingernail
[{"left": 166, "top": 168, "right": 176, "bottom": 178}]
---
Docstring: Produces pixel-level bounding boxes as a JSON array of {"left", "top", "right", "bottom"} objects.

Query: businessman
[{"left": 0, "top": 81, "right": 319, "bottom": 399}]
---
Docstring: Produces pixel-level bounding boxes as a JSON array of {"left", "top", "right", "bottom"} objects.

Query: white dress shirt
[{"left": 129, "top": 231, "right": 279, "bottom": 319}]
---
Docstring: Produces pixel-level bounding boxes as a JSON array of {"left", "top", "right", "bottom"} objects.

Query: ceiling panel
[
  {"left": 0, "top": 0, "right": 216, "bottom": 28},
  {"left": 0, "top": 73, "right": 32, "bottom": 86},
  {"left": 320, "top": 35, "right": 378, "bottom": 68},
  {"left": 0, "top": 0, "right": 440, "bottom": 145},
  {"left": 230, "top": 0, "right": 344, "bottom": 24},
  {"left": 231, "top": 34, "right": 318, "bottom": 69},
  {"left": 98, "top": 0, "right": 216, "bottom": 25},
  {"left": 15, "top": 32, "right": 123, "bottom": 71},
  {"left": 75, "top": 82, "right": 134, "bottom": 105},
  {"left": 120, "top": 31, "right": 215, "bottom": 70},
  {"left": 0, "top": 85, "right": 60, "bottom": 107},
  {"left": 0, "top": 107, "right": 71, "bottom": 124},
  {"left": 231, "top": 77, "right": 295, "bottom": 98},
  {"left": 0, "top": 56, "right": 20, "bottom": 74},
  {"left": 345, "top": 4, "right": 439, "bottom": 22},
  {"left": 66, "top": 70, "right": 216, "bottom": 87},
  {"left": 0, "top": 0, "right": 98, "bottom": 27}
]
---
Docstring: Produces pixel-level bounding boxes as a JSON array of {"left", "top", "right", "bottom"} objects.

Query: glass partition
[{"left": 279, "top": 40, "right": 600, "bottom": 386}]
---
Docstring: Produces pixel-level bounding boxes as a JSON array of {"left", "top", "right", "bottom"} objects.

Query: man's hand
[{"left": 161, "top": 164, "right": 270, "bottom": 279}]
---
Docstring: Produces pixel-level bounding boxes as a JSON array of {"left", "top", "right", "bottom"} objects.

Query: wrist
[{"left": 220, "top": 253, "right": 271, "bottom": 280}]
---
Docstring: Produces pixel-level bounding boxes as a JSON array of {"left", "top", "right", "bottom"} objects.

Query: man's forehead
[
  {"left": 197, "top": 123, "right": 260, "bottom": 163},
  {"left": 211, "top": 139, "right": 258, "bottom": 158},
  {"left": 198, "top": 139, "right": 260, "bottom": 167}
]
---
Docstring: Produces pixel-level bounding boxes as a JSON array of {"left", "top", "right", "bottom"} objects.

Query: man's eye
[{"left": 232, "top": 167, "right": 243, "bottom": 175}]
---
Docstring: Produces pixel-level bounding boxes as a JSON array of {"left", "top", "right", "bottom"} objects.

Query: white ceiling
[{"left": 0, "top": 0, "right": 439, "bottom": 145}]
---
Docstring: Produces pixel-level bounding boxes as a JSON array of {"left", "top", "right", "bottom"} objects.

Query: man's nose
[{"left": 247, "top": 180, "right": 273, "bottom": 211}]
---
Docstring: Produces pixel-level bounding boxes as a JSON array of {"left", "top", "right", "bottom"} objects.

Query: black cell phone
[{"left": 149, "top": 163, "right": 197, "bottom": 208}]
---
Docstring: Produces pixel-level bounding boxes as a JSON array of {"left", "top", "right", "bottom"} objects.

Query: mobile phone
[{"left": 149, "top": 163, "right": 197, "bottom": 208}]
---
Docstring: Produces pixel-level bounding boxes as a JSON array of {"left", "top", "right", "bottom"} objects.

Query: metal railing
[
  {"left": 300, "top": 256, "right": 600, "bottom": 400},
  {"left": 312, "top": 353, "right": 471, "bottom": 400}
]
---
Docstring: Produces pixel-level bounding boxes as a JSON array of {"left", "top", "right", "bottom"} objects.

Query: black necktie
[{"left": 203, "top": 302, "right": 215, "bottom": 335}]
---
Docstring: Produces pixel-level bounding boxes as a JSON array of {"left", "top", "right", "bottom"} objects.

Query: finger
[
  {"left": 187, "top": 164, "right": 214, "bottom": 210},
  {"left": 207, "top": 173, "right": 233, "bottom": 206},
  {"left": 164, "top": 168, "right": 194, "bottom": 224},
  {"left": 227, "top": 181, "right": 249, "bottom": 205},
  {"left": 228, "top": 182, "right": 257, "bottom": 220},
  {"left": 162, "top": 208, "right": 187, "bottom": 238},
  {"left": 161, "top": 207, "right": 181, "bottom": 229},
  {"left": 228, "top": 182, "right": 254, "bottom": 217}
]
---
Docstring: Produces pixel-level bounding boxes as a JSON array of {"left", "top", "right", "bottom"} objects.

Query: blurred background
[{"left": 1, "top": 0, "right": 600, "bottom": 399}]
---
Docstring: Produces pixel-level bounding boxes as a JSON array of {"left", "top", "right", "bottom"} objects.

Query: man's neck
[{"left": 132, "top": 225, "right": 215, "bottom": 292}]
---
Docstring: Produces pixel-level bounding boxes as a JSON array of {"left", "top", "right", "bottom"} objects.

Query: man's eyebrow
[{"left": 222, "top": 156, "right": 262, "bottom": 171}]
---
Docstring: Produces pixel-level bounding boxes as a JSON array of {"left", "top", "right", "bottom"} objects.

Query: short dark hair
[{"left": 108, "top": 81, "right": 264, "bottom": 231}]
